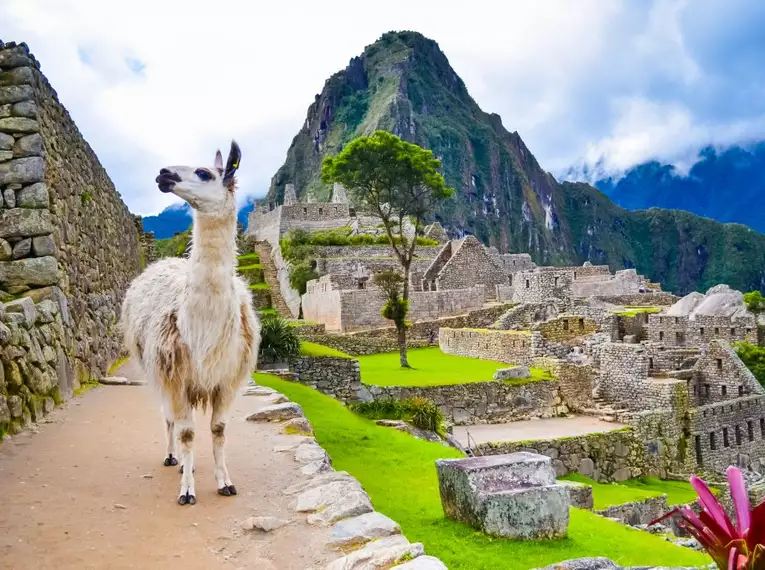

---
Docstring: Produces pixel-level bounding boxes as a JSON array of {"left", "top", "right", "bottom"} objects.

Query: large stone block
[
  {"left": 0, "top": 84, "right": 33, "bottom": 104},
  {"left": 13, "top": 133, "right": 42, "bottom": 157},
  {"left": 0, "top": 256, "right": 58, "bottom": 287},
  {"left": 436, "top": 452, "right": 570, "bottom": 539},
  {"left": 0, "top": 47, "right": 33, "bottom": 69},
  {"left": 0, "top": 117, "right": 39, "bottom": 134},
  {"left": 0, "top": 208, "right": 52, "bottom": 238},
  {"left": 0, "top": 67, "right": 34, "bottom": 86},
  {"left": 16, "top": 183, "right": 49, "bottom": 208},
  {"left": 0, "top": 156, "right": 43, "bottom": 184},
  {"left": 0, "top": 132, "right": 13, "bottom": 150}
]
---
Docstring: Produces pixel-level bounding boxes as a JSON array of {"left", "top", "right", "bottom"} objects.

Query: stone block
[
  {"left": 246, "top": 402, "right": 303, "bottom": 422},
  {"left": 0, "top": 150, "right": 11, "bottom": 161},
  {"left": 0, "top": 47, "right": 33, "bottom": 69},
  {"left": 16, "top": 183, "right": 48, "bottom": 208},
  {"left": 5, "top": 296, "right": 36, "bottom": 327},
  {"left": 436, "top": 452, "right": 570, "bottom": 539},
  {"left": 11, "top": 101, "right": 37, "bottom": 119},
  {"left": 559, "top": 479, "right": 594, "bottom": 510},
  {"left": 32, "top": 235, "right": 56, "bottom": 257},
  {"left": 494, "top": 365, "right": 531, "bottom": 381},
  {"left": 0, "top": 156, "right": 43, "bottom": 184},
  {"left": 3, "top": 188, "right": 15, "bottom": 208},
  {"left": 13, "top": 133, "right": 42, "bottom": 157},
  {"left": 12, "top": 237, "right": 30, "bottom": 258},
  {"left": 328, "top": 511, "right": 401, "bottom": 549},
  {"left": 0, "top": 238, "right": 11, "bottom": 261},
  {"left": 0, "top": 132, "right": 12, "bottom": 150},
  {"left": 0, "top": 67, "right": 34, "bottom": 86},
  {"left": 0, "top": 208, "right": 52, "bottom": 238},
  {"left": 0, "top": 256, "right": 57, "bottom": 287},
  {"left": 0, "top": 117, "right": 39, "bottom": 134},
  {"left": 0, "top": 84, "right": 33, "bottom": 105}
]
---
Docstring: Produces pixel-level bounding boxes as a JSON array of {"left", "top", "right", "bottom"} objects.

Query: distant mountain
[
  {"left": 590, "top": 143, "right": 765, "bottom": 234},
  {"left": 140, "top": 198, "right": 256, "bottom": 239},
  {"left": 263, "top": 30, "right": 765, "bottom": 294}
]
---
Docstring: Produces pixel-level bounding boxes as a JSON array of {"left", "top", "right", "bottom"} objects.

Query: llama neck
[{"left": 187, "top": 208, "right": 237, "bottom": 299}]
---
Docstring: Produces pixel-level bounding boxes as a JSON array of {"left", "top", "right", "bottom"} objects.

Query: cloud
[{"left": 2, "top": 0, "right": 764, "bottom": 214}]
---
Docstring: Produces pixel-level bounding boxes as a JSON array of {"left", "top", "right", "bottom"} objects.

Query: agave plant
[{"left": 651, "top": 466, "right": 765, "bottom": 569}]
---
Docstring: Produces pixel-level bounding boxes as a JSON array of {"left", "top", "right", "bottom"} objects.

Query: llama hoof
[
  {"left": 164, "top": 455, "right": 178, "bottom": 467},
  {"left": 179, "top": 465, "right": 195, "bottom": 474},
  {"left": 178, "top": 492, "right": 196, "bottom": 506},
  {"left": 218, "top": 484, "right": 237, "bottom": 497}
]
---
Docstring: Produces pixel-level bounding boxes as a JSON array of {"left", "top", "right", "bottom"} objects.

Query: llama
[{"left": 121, "top": 141, "right": 260, "bottom": 506}]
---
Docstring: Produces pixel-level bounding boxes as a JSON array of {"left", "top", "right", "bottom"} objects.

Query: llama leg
[
  {"left": 175, "top": 410, "right": 196, "bottom": 505},
  {"left": 211, "top": 397, "right": 236, "bottom": 497},
  {"left": 162, "top": 403, "right": 178, "bottom": 466}
]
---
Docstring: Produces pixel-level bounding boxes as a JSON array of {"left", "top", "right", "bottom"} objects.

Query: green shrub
[
  {"left": 350, "top": 396, "right": 446, "bottom": 437},
  {"left": 734, "top": 341, "right": 765, "bottom": 385},
  {"left": 259, "top": 314, "right": 301, "bottom": 364},
  {"left": 349, "top": 234, "right": 376, "bottom": 245},
  {"left": 289, "top": 261, "right": 318, "bottom": 295}
]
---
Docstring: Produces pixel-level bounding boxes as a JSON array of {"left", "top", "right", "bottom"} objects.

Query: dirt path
[{"left": 0, "top": 359, "right": 334, "bottom": 570}]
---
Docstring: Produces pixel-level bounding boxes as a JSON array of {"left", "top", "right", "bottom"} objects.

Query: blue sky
[{"left": 3, "top": 0, "right": 765, "bottom": 215}]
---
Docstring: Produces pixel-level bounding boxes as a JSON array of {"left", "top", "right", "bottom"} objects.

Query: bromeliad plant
[{"left": 651, "top": 466, "right": 765, "bottom": 569}]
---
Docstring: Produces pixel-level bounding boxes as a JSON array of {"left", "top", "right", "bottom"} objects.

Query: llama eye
[{"left": 195, "top": 169, "right": 212, "bottom": 181}]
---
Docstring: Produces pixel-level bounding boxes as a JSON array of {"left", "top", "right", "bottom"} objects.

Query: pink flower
[{"left": 650, "top": 466, "right": 765, "bottom": 570}]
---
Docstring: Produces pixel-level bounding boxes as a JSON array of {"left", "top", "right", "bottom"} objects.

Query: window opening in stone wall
[
  {"left": 739, "top": 385, "right": 744, "bottom": 396},
  {"left": 761, "top": 418, "right": 765, "bottom": 438},
  {"left": 736, "top": 425, "right": 743, "bottom": 446},
  {"left": 349, "top": 208, "right": 356, "bottom": 217},
  {"left": 318, "top": 208, "right": 323, "bottom": 215},
  {"left": 722, "top": 385, "right": 727, "bottom": 396},
  {"left": 693, "top": 385, "right": 697, "bottom": 395},
  {"left": 715, "top": 327, "right": 720, "bottom": 335},
  {"left": 675, "top": 317, "right": 679, "bottom": 324},
  {"left": 700, "top": 327, "right": 704, "bottom": 336},
  {"left": 554, "top": 276, "right": 559, "bottom": 287},
  {"left": 710, "top": 432, "right": 717, "bottom": 450},
  {"left": 573, "top": 272, "right": 577, "bottom": 280},
  {"left": 723, "top": 427, "right": 730, "bottom": 447},
  {"left": 649, "top": 357, "right": 654, "bottom": 369},
  {"left": 303, "top": 207, "right": 307, "bottom": 215},
  {"left": 526, "top": 279, "right": 530, "bottom": 289},
  {"left": 676, "top": 331, "right": 684, "bottom": 344},
  {"left": 695, "top": 435, "right": 703, "bottom": 465},
  {"left": 579, "top": 318, "right": 584, "bottom": 330},
  {"left": 731, "top": 328, "right": 736, "bottom": 336},
  {"left": 748, "top": 421, "right": 755, "bottom": 442},
  {"left": 705, "top": 384, "right": 710, "bottom": 396},
  {"left": 659, "top": 331, "right": 664, "bottom": 341},
  {"left": 717, "top": 358, "right": 723, "bottom": 371},
  {"left": 431, "top": 280, "right": 436, "bottom": 291},
  {"left": 563, "top": 319, "right": 569, "bottom": 331}
]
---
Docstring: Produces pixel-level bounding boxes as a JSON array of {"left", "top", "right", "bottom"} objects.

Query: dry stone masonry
[{"left": 0, "top": 41, "right": 142, "bottom": 435}]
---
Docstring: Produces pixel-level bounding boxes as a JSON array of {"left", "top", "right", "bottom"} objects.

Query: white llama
[{"left": 121, "top": 141, "right": 260, "bottom": 506}]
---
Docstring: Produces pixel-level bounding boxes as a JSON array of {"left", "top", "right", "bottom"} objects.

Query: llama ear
[
  {"left": 214, "top": 149, "right": 224, "bottom": 174},
  {"left": 222, "top": 140, "right": 241, "bottom": 187}
]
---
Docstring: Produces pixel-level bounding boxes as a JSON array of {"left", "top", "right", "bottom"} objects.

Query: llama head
[{"left": 155, "top": 140, "right": 242, "bottom": 214}]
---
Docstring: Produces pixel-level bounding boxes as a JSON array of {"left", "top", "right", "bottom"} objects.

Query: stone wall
[
  {"left": 647, "top": 314, "right": 757, "bottom": 347},
  {"left": 272, "top": 243, "right": 301, "bottom": 318},
  {"left": 0, "top": 41, "right": 141, "bottom": 390},
  {"left": 570, "top": 268, "right": 647, "bottom": 298},
  {"left": 434, "top": 236, "right": 508, "bottom": 293},
  {"left": 368, "top": 379, "right": 563, "bottom": 425},
  {"left": 499, "top": 253, "right": 535, "bottom": 273},
  {"left": 0, "top": 294, "right": 73, "bottom": 435},
  {"left": 538, "top": 316, "right": 598, "bottom": 341},
  {"left": 512, "top": 270, "right": 573, "bottom": 304},
  {"left": 595, "top": 496, "right": 669, "bottom": 527},
  {"left": 439, "top": 327, "right": 535, "bottom": 365},
  {"left": 475, "top": 428, "right": 647, "bottom": 482},
  {"left": 302, "top": 282, "right": 486, "bottom": 332},
  {"left": 290, "top": 356, "right": 365, "bottom": 403},
  {"left": 491, "top": 301, "right": 562, "bottom": 331},
  {"left": 596, "top": 292, "right": 678, "bottom": 306},
  {"left": 313, "top": 245, "right": 443, "bottom": 260}
]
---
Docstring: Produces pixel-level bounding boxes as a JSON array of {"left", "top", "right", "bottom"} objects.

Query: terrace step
[{"left": 252, "top": 241, "right": 292, "bottom": 318}]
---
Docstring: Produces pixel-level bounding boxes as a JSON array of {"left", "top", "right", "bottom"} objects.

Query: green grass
[
  {"left": 612, "top": 307, "right": 663, "bottom": 317},
  {"left": 237, "top": 252, "right": 260, "bottom": 264},
  {"left": 237, "top": 263, "right": 263, "bottom": 271},
  {"left": 299, "top": 341, "right": 353, "bottom": 358},
  {"left": 248, "top": 282, "right": 270, "bottom": 290},
  {"left": 561, "top": 474, "right": 704, "bottom": 510},
  {"left": 254, "top": 374, "right": 710, "bottom": 570},
  {"left": 356, "top": 347, "right": 551, "bottom": 387},
  {"left": 258, "top": 308, "right": 278, "bottom": 317}
]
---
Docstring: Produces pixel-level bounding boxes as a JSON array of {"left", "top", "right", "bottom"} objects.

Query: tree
[
  {"left": 744, "top": 290, "right": 765, "bottom": 316},
  {"left": 321, "top": 131, "right": 454, "bottom": 367}
]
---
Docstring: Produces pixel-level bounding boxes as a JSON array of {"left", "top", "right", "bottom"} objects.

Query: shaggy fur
[{"left": 121, "top": 142, "right": 260, "bottom": 505}]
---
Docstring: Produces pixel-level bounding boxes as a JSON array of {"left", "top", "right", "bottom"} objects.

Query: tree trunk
[{"left": 399, "top": 262, "right": 411, "bottom": 368}]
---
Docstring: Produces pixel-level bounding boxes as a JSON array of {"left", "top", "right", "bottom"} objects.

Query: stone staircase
[
  {"left": 581, "top": 391, "right": 631, "bottom": 423},
  {"left": 252, "top": 241, "right": 292, "bottom": 318}
]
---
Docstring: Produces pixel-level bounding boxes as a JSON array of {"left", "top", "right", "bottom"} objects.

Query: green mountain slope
[{"left": 266, "top": 31, "right": 765, "bottom": 294}]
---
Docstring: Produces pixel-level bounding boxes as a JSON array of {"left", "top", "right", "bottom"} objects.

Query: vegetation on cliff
[{"left": 265, "top": 30, "right": 765, "bottom": 295}]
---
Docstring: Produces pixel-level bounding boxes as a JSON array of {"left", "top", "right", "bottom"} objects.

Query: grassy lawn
[
  {"left": 300, "top": 341, "right": 353, "bottom": 358},
  {"left": 356, "top": 346, "right": 551, "bottom": 387},
  {"left": 560, "top": 474, "right": 702, "bottom": 510},
  {"left": 237, "top": 252, "right": 260, "bottom": 264},
  {"left": 248, "top": 282, "right": 270, "bottom": 290},
  {"left": 255, "top": 374, "right": 709, "bottom": 570},
  {"left": 612, "top": 307, "right": 663, "bottom": 317},
  {"left": 237, "top": 263, "right": 263, "bottom": 271}
]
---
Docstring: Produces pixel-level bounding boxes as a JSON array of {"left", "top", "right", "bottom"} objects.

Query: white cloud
[{"left": 2, "top": 0, "right": 764, "bottom": 215}]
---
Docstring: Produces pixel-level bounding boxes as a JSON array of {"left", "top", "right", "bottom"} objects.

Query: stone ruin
[{"left": 435, "top": 452, "right": 570, "bottom": 539}]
